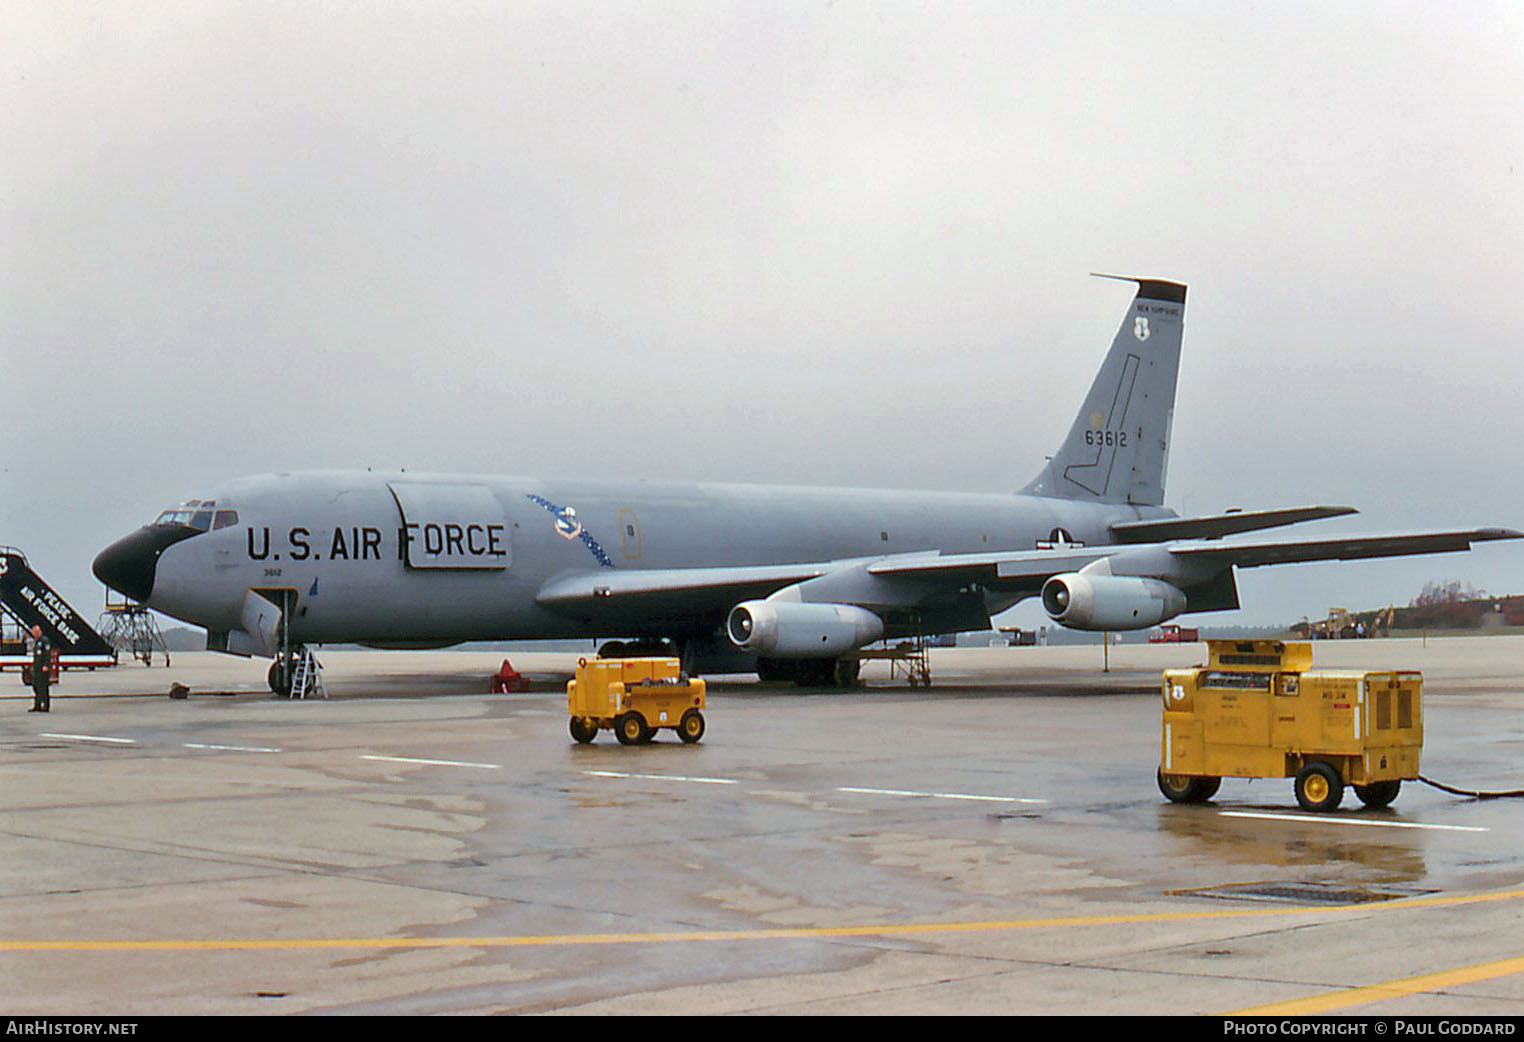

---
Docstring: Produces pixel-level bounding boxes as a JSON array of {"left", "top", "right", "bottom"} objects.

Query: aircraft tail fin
[{"left": 1020, "top": 277, "right": 1186, "bottom": 506}]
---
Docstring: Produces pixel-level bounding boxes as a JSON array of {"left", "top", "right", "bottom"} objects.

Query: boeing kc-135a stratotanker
[{"left": 93, "top": 277, "right": 1519, "bottom": 691}]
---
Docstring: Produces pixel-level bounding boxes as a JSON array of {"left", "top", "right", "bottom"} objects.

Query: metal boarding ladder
[{"left": 289, "top": 647, "right": 327, "bottom": 700}]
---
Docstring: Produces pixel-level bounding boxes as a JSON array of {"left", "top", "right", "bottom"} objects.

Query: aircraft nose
[{"left": 92, "top": 527, "right": 196, "bottom": 602}]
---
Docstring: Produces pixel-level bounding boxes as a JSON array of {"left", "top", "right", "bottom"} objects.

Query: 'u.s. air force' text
[{"left": 246, "top": 525, "right": 507, "bottom": 562}]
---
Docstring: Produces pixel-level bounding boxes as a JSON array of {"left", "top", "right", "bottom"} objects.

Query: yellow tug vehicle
[
  {"left": 567, "top": 656, "right": 707, "bottom": 746},
  {"left": 1158, "top": 640, "right": 1421, "bottom": 812}
]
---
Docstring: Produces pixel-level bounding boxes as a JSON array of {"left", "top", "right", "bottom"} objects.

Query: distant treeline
[{"left": 1292, "top": 582, "right": 1524, "bottom": 637}]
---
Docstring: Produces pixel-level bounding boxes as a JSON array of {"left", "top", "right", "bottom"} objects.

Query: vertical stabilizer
[{"left": 1021, "top": 277, "right": 1186, "bottom": 506}]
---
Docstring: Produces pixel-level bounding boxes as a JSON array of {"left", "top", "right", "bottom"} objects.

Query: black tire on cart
[
  {"left": 1294, "top": 761, "right": 1345, "bottom": 812},
  {"left": 569, "top": 717, "right": 599, "bottom": 744},
  {"left": 615, "top": 712, "right": 649, "bottom": 746},
  {"left": 1156, "top": 768, "right": 1221, "bottom": 804},
  {"left": 677, "top": 709, "right": 705, "bottom": 744},
  {"left": 1354, "top": 779, "right": 1401, "bottom": 808}
]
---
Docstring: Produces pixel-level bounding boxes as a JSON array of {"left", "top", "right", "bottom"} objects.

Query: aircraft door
[
  {"left": 225, "top": 588, "right": 291, "bottom": 657},
  {"left": 388, "top": 482, "right": 511, "bottom": 570}
]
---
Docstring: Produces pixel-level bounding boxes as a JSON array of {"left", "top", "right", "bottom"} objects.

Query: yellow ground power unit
[
  {"left": 1158, "top": 640, "right": 1422, "bottom": 812},
  {"left": 567, "top": 656, "right": 707, "bottom": 745}
]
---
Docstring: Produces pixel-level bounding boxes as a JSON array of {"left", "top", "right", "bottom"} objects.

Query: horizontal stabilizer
[{"left": 1110, "top": 506, "right": 1358, "bottom": 543}]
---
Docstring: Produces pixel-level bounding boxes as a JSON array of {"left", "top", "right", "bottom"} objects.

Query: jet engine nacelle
[
  {"left": 727, "top": 600, "right": 885, "bottom": 658},
  {"left": 1041, "top": 573, "right": 1187, "bottom": 631}
]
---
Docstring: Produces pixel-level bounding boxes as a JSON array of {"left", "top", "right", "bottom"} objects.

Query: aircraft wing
[
  {"left": 859, "top": 526, "right": 1523, "bottom": 577},
  {"left": 535, "top": 562, "right": 837, "bottom": 627},
  {"left": 535, "top": 549, "right": 1121, "bottom": 633},
  {"left": 1167, "top": 527, "right": 1524, "bottom": 569},
  {"left": 534, "top": 527, "right": 1522, "bottom": 631}
]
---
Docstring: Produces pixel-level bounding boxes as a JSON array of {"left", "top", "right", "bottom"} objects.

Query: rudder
[{"left": 1021, "top": 277, "right": 1186, "bottom": 506}]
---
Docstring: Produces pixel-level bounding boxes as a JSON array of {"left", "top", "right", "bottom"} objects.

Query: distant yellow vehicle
[
  {"left": 1158, "top": 640, "right": 1422, "bottom": 811},
  {"left": 567, "top": 656, "right": 707, "bottom": 745}
]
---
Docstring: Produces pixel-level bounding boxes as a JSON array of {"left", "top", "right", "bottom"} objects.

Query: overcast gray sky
[{"left": 4, "top": 1, "right": 1522, "bottom": 631}]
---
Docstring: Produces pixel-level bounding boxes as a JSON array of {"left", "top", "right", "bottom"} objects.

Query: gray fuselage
[{"left": 126, "top": 471, "right": 1171, "bottom": 646}]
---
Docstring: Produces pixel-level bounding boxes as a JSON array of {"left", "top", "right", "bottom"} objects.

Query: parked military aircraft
[{"left": 93, "top": 277, "right": 1518, "bottom": 689}]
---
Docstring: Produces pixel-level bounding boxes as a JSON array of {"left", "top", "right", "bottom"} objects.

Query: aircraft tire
[
  {"left": 267, "top": 659, "right": 291, "bottom": 698},
  {"left": 599, "top": 639, "right": 675, "bottom": 659},
  {"left": 794, "top": 659, "right": 834, "bottom": 688},
  {"left": 831, "top": 658, "right": 861, "bottom": 688},
  {"left": 677, "top": 709, "right": 705, "bottom": 744},
  {"left": 1294, "top": 762, "right": 1344, "bottom": 812},
  {"left": 756, "top": 657, "right": 790, "bottom": 683}
]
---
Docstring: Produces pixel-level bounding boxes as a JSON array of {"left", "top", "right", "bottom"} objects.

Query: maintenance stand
[{"left": 96, "top": 593, "right": 171, "bottom": 667}]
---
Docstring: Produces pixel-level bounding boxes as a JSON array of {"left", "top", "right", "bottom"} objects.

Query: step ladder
[{"left": 289, "top": 647, "right": 327, "bottom": 700}]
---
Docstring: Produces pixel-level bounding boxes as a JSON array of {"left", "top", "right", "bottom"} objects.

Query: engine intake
[
  {"left": 1041, "top": 573, "right": 1187, "bottom": 631},
  {"left": 727, "top": 600, "right": 884, "bottom": 658}
]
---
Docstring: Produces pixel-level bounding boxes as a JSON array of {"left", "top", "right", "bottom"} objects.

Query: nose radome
[{"left": 92, "top": 527, "right": 198, "bottom": 602}]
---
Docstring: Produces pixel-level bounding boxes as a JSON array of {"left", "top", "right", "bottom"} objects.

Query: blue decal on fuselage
[{"left": 525, "top": 495, "right": 615, "bottom": 568}]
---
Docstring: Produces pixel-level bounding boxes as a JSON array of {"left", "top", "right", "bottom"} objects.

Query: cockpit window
[{"left": 153, "top": 500, "right": 236, "bottom": 531}]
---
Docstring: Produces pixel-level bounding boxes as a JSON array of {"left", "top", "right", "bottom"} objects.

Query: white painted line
[
  {"left": 184, "top": 743, "right": 283, "bottom": 753},
  {"left": 1220, "top": 811, "right": 1489, "bottom": 833},
  {"left": 40, "top": 733, "right": 135, "bottom": 745},
  {"left": 583, "top": 770, "right": 738, "bottom": 785},
  {"left": 360, "top": 754, "right": 502, "bottom": 769},
  {"left": 836, "top": 786, "right": 1047, "bottom": 805}
]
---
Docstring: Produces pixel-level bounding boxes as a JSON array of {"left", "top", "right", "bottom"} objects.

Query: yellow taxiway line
[
  {"left": 5, "top": 888, "right": 1524, "bottom": 956},
  {"left": 1229, "top": 954, "right": 1524, "bottom": 1016}
]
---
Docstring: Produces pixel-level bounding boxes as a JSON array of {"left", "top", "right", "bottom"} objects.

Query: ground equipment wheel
[
  {"left": 1354, "top": 779, "right": 1402, "bottom": 808},
  {"left": 677, "top": 709, "right": 705, "bottom": 744},
  {"left": 1156, "top": 768, "right": 1220, "bottom": 804},
  {"left": 1294, "top": 762, "right": 1344, "bottom": 812},
  {"left": 615, "top": 712, "right": 649, "bottom": 746},
  {"left": 569, "top": 717, "right": 599, "bottom": 744}
]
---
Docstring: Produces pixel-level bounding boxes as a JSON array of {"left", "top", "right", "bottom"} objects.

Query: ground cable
[{"left": 1418, "top": 775, "right": 1524, "bottom": 799}]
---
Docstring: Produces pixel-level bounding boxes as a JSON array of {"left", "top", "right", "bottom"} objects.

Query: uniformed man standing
[{"left": 28, "top": 625, "right": 51, "bottom": 713}]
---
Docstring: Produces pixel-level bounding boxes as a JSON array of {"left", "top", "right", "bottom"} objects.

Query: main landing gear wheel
[
  {"left": 1156, "top": 768, "right": 1221, "bottom": 804},
  {"left": 1294, "top": 762, "right": 1345, "bottom": 812},
  {"left": 756, "top": 657, "right": 790, "bottom": 683},
  {"left": 791, "top": 657, "right": 859, "bottom": 689},
  {"left": 569, "top": 717, "right": 599, "bottom": 744},
  {"left": 1354, "top": 779, "right": 1402, "bottom": 809},
  {"left": 677, "top": 709, "right": 705, "bottom": 744},
  {"left": 615, "top": 712, "right": 651, "bottom": 746}
]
